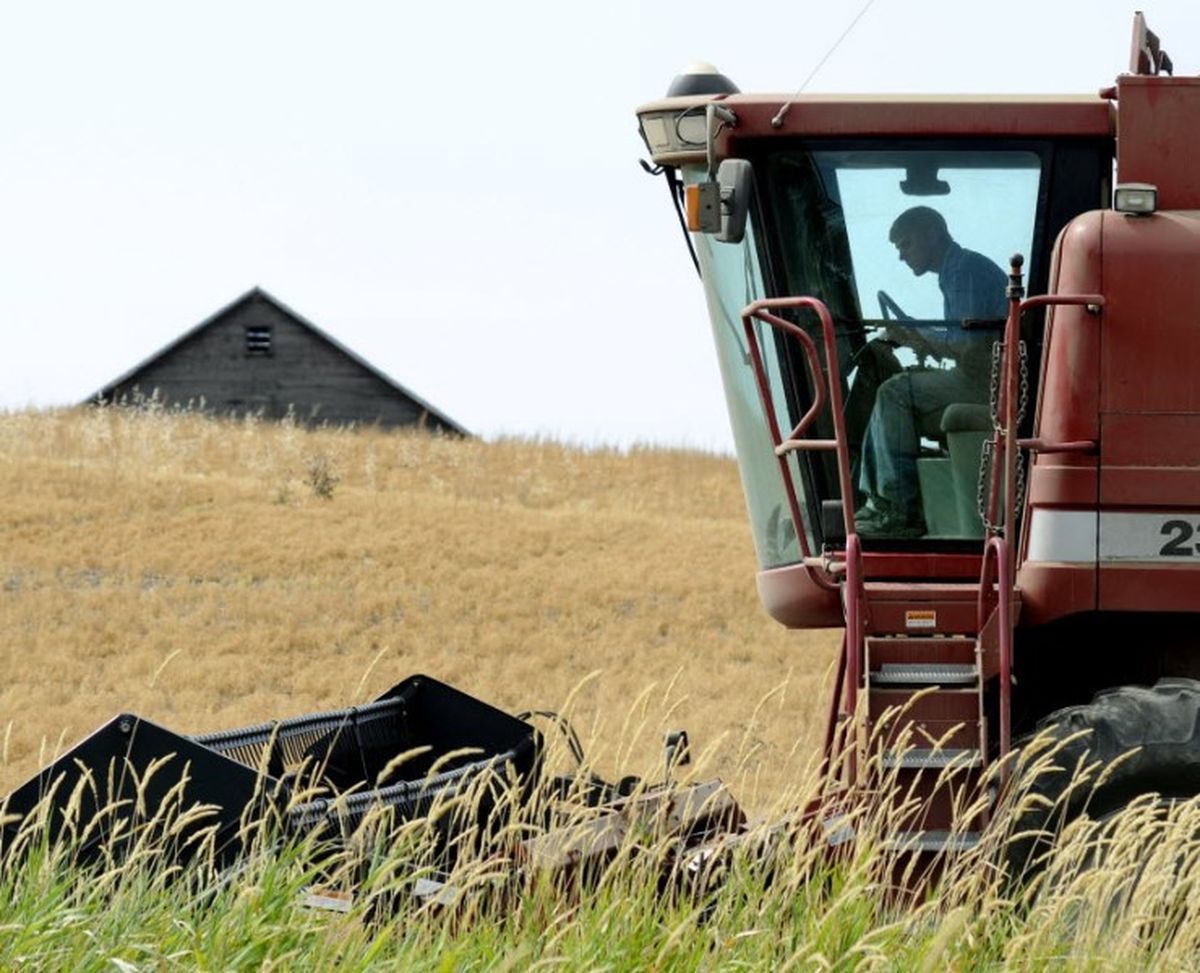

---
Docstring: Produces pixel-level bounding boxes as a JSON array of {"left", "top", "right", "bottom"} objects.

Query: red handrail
[
  {"left": 978, "top": 535, "right": 1012, "bottom": 778},
  {"left": 742, "top": 296, "right": 864, "bottom": 787},
  {"left": 820, "top": 631, "right": 848, "bottom": 781},
  {"left": 1020, "top": 294, "right": 1104, "bottom": 312},
  {"left": 983, "top": 287, "right": 1104, "bottom": 539},
  {"left": 741, "top": 297, "right": 860, "bottom": 543},
  {"left": 843, "top": 531, "right": 864, "bottom": 786},
  {"left": 979, "top": 271, "right": 1105, "bottom": 779},
  {"left": 1016, "top": 438, "right": 1095, "bottom": 454}
]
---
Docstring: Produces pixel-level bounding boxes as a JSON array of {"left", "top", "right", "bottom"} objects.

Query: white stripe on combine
[
  {"left": 1026, "top": 509, "right": 1096, "bottom": 563},
  {"left": 1026, "top": 509, "right": 1200, "bottom": 564}
]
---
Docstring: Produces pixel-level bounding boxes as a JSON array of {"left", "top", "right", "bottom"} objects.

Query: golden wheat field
[
  {"left": 13, "top": 407, "right": 1200, "bottom": 970},
  {"left": 0, "top": 406, "right": 838, "bottom": 807}
]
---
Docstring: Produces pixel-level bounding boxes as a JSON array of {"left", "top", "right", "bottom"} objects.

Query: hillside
[{"left": 0, "top": 407, "right": 838, "bottom": 805}]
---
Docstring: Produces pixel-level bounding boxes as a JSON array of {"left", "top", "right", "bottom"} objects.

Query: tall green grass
[{"left": 3, "top": 725, "right": 1200, "bottom": 971}]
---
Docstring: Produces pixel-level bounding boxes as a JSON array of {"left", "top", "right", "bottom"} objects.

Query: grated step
[
  {"left": 881, "top": 748, "right": 982, "bottom": 770},
  {"left": 870, "top": 663, "right": 977, "bottom": 686},
  {"left": 881, "top": 830, "right": 982, "bottom": 853}
]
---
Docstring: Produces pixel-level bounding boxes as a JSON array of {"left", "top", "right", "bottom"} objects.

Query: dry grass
[
  {"left": 0, "top": 406, "right": 838, "bottom": 806},
  {"left": 9, "top": 407, "right": 1200, "bottom": 969},
  {"left": 6, "top": 717, "right": 1200, "bottom": 970}
]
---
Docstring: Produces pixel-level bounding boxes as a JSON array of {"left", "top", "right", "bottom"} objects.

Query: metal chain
[
  {"left": 1014, "top": 450, "right": 1027, "bottom": 519},
  {"left": 980, "top": 341, "right": 1003, "bottom": 532},
  {"left": 1014, "top": 340, "right": 1030, "bottom": 514},
  {"left": 1016, "top": 340, "right": 1029, "bottom": 425},
  {"left": 977, "top": 438, "right": 996, "bottom": 533},
  {"left": 977, "top": 340, "right": 1030, "bottom": 535},
  {"left": 988, "top": 338, "right": 1029, "bottom": 423},
  {"left": 975, "top": 437, "right": 1027, "bottom": 537},
  {"left": 989, "top": 340, "right": 1002, "bottom": 426}
]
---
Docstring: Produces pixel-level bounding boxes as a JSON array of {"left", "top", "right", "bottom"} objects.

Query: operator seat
[{"left": 915, "top": 403, "right": 991, "bottom": 538}]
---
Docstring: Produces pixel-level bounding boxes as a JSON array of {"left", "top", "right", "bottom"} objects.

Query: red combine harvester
[{"left": 636, "top": 13, "right": 1200, "bottom": 869}]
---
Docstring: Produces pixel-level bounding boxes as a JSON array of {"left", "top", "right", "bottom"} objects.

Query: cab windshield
[{"left": 763, "top": 146, "right": 1042, "bottom": 542}]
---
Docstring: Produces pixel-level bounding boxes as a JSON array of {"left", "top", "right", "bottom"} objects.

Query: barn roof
[{"left": 88, "top": 287, "right": 470, "bottom": 435}]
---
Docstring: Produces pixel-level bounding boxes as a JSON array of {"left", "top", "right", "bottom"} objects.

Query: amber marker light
[
  {"left": 684, "top": 182, "right": 720, "bottom": 233},
  {"left": 684, "top": 184, "right": 703, "bottom": 230}
]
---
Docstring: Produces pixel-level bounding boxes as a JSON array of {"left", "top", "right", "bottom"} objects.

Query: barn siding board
[{"left": 93, "top": 289, "right": 465, "bottom": 434}]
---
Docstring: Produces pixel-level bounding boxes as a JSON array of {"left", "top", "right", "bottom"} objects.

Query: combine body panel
[
  {"left": 1116, "top": 76, "right": 1200, "bottom": 208},
  {"left": 1020, "top": 68, "right": 1200, "bottom": 629},
  {"left": 1022, "top": 209, "right": 1200, "bottom": 623}
]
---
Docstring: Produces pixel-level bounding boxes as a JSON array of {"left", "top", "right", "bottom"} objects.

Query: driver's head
[{"left": 889, "top": 207, "right": 951, "bottom": 277}]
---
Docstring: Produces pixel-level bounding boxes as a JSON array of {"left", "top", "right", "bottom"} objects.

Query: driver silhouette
[{"left": 855, "top": 206, "right": 1007, "bottom": 537}]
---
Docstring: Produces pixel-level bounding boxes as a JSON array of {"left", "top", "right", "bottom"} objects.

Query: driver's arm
[{"left": 882, "top": 324, "right": 945, "bottom": 360}]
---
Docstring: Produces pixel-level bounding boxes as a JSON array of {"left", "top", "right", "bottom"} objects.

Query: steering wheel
[
  {"left": 875, "top": 290, "right": 942, "bottom": 368},
  {"left": 877, "top": 290, "right": 911, "bottom": 321}
]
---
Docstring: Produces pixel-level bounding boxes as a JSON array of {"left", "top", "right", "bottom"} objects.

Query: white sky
[{"left": 2, "top": 1, "right": 1198, "bottom": 451}]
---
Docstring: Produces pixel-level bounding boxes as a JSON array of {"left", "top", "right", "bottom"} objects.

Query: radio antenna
[{"left": 771, "top": 0, "right": 879, "bottom": 128}]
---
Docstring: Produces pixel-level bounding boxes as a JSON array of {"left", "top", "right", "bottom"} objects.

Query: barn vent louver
[{"left": 245, "top": 325, "right": 272, "bottom": 356}]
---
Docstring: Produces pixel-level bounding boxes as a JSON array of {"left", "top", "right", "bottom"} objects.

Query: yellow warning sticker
[{"left": 905, "top": 610, "right": 936, "bottom": 630}]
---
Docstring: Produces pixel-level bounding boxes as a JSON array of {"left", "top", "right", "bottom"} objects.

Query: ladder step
[
  {"left": 881, "top": 830, "right": 982, "bottom": 853},
  {"left": 868, "top": 687, "right": 980, "bottom": 723},
  {"left": 866, "top": 636, "right": 976, "bottom": 668},
  {"left": 870, "top": 663, "right": 978, "bottom": 686},
  {"left": 881, "top": 748, "right": 982, "bottom": 770}
]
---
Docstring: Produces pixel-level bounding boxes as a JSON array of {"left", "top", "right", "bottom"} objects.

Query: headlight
[{"left": 1114, "top": 182, "right": 1158, "bottom": 215}]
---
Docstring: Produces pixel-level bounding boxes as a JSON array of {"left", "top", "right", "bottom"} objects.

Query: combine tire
[{"left": 1004, "top": 678, "right": 1200, "bottom": 882}]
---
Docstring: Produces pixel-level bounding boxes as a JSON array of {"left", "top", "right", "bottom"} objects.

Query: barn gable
[{"left": 90, "top": 289, "right": 468, "bottom": 434}]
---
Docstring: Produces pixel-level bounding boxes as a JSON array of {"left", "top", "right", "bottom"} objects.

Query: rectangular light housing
[
  {"left": 1114, "top": 182, "right": 1158, "bottom": 214},
  {"left": 637, "top": 108, "right": 709, "bottom": 166}
]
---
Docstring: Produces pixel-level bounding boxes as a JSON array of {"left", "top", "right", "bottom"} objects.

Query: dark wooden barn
[{"left": 90, "top": 288, "right": 468, "bottom": 434}]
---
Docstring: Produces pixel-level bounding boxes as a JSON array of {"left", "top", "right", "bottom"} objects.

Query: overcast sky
[{"left": 3, "top": 1, "right": 1198, "bottom": 451}]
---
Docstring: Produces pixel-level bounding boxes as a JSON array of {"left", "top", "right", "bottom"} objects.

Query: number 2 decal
[{"left": 1160, "top": 519, "right": 1196, "bottom": 556}]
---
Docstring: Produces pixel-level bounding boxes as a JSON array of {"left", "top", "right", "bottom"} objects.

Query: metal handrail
[
  {"left": 741, "top": 297, "right": 860, "bottom": 545},
  {"left": 842, "top": 532, "right": 864, "bottom": 786},
  {"left": 1016, "top": 438, "right": 1095, "bottom": 454},
  {"left": 983, "top": 287, "right": 1105, "bottom": 537},
  {"left": 978, "top": 270, "right": 1105, "bottom": 777},
  {"left": 1021, "top": 294, "right": 1104, "bottom": 312},
  {"left": 820, "top": 632, "right": 849, "bottom": 782},
  {"left": 978, "top": 535, "right": 1013, "bottom": 779},
  {"left": 742, "top": 296, "right": 865, "bottom": 787}
]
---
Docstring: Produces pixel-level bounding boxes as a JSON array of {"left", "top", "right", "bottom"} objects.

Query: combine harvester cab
[
  {"left": 638, "top": 14, "right": 1200, "bottom": 879},
  {"left": 1, "top": 675, "right": 540, "bottom": 867}
]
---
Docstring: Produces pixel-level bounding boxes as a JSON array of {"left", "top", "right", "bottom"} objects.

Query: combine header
[
  {"left": 1, "top": 676, "right": 540, "bottom": 867},
  {"left": 0, "top": 676, "right": 745, "bottom": 893}
]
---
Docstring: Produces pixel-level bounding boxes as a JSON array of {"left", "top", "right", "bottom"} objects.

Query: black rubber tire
[{"left": 1004, "top": 678, "right": 1200, "bottom": 882}]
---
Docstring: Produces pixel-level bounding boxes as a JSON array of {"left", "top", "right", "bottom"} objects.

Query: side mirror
[{"left": 715, "top": 159, "right": 754, "bottom": 243}]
